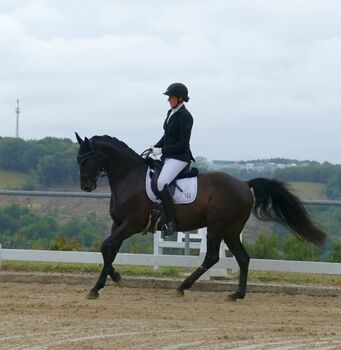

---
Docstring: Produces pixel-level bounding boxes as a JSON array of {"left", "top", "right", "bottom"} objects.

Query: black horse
[{"left": 76, "top": 133, "right": 326, "bottom": 300}]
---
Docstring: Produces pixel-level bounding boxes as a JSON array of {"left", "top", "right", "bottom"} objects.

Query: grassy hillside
[
  {"left": 0, "top": 179, "right": 329, "bottom": 236},
  {"left": 0, "top": 170, "right": 29, "bottom": 189},
  {"left": 288, "top": 181, "right": 327, "bottom": 200}
]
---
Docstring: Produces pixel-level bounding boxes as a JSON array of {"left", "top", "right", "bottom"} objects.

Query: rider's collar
[
  {"left": 172, "top": 103, "right": 184, "bottom": 113},
  {"left": 167, "top": 103, "right": 184, "bottom": 123}
]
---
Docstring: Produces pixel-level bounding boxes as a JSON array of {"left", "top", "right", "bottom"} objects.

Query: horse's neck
[
  {"left": 107, "top": 162, "right": 147, "bottom": 195},
  {"left": 97, "top": 142, "right": 144, "bottom": 183}
]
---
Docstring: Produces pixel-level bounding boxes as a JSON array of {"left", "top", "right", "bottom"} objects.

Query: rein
[{"left": 140, "top": 148, "right": 152, "bottom": 158}]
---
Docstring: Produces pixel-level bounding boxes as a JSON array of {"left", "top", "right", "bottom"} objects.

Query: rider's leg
[
  {"left": 157, "top": 158, "right": 188, "bottom": 236},
  {"left": 158, "top": 184, "right": 177, "bottom": 236},
  {"left": 157, "top": 158, "right": 189, "bottom": 193}
]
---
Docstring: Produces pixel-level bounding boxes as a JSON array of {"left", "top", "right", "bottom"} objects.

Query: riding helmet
[{"left": 163, "top": 83, "right": 189, "bottom": 102}]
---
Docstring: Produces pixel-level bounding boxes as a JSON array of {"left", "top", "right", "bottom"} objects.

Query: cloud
[{"left": 0, "top": 0, "right": 340, "bottom": 163}]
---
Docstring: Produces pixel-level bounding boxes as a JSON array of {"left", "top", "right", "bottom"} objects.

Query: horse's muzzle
[{"left": 81, "top": 183, "right": 97, "bottom": 192}]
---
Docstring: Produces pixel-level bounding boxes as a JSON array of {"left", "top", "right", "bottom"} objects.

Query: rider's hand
[{"left": 150, "top": 147, "right": 162, "bottom": 157}]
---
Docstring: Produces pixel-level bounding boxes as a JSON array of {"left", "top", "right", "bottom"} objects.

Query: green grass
[
  {"left": 0, "top": 170, "right": 29, "bottom": 188},
  {"left": 247, "top": 270, "right": 341, "bottom": 286},
  {"left": 2, "top": 261, "right": 340, "bottom": 286},
  {"left": 288, "top": 181, "right": 327, "bottom": 200},
  {"left": 1, "top": 261, "right": 183, "bottom": 278}
]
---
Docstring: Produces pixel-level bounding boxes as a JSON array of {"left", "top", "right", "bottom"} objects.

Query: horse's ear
[
  {"left": 84, "top": 137, "right": 91, "bottom": 148},
  {"left": 75, "top": 132, "right": 83, "bottom": 144}
]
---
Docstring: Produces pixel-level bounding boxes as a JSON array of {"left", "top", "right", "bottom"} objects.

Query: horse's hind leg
[
  {"left": 177, "top": 234, "right": 221, "bottom": 295},
  {"left": 224, "top": 237, "right": 250, "bottom": 300}
]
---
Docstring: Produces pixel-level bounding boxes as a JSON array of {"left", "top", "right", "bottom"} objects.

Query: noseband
[{"left": 77, "top": 141, "right": 107, "bottom": 181}]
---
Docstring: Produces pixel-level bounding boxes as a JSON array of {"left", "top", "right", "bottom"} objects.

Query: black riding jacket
[{"left": 154, "top": 105, "right": 195, "bottom": 162}]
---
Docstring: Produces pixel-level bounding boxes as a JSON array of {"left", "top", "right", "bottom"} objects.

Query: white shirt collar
[
  {"left": 166, "top": 103, "right": 184, "bottom": 124},
  {"left": 171, "top": 103, "right": 184, "bottom": 113}
]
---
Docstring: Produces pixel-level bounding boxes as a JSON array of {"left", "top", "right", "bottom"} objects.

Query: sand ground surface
[{"left": 0, "top": 281, "right": 340, "bottom": 350}]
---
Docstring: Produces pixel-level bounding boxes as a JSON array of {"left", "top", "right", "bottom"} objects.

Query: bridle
[{"left": 77, "top": 141, "right": 108, "bottom": 182}]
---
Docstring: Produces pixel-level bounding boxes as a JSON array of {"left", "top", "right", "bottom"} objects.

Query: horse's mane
[{"left": 90, "top": 135, "right": 144, "bottom": 163}]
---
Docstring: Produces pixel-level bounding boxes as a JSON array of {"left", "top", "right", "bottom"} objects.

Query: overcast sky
[{"left": 0, "top": 0, "right": 340, "bottom": 163}]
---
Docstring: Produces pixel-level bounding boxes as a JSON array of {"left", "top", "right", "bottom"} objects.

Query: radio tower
[{"left": 15, "top": 99, "right": 20, "bottom": 138}]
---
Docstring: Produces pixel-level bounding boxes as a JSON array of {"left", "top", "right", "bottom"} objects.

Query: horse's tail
[{"left": 248, "top": 178, "right": 326, "bottom": 247}]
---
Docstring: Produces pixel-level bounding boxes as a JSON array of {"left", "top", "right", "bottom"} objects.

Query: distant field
[
  {"left": 0, "top": 170, "right": 29, "bottom": 189},
  {"left": 0, "top": 169, "right": 328, "bottom": 200},
  {"left": 288, "top": 181, "right": 327, "bottom": 200},
  {"left": 0, "top": 177, "right": 328, "bottom": 222}
]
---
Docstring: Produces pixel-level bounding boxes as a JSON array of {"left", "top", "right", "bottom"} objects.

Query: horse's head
[{"left": 75, "top": 132, "right": 105, "bottom": 192}]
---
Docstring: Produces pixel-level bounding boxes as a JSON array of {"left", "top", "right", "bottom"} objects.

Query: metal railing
[{"left": 1, "top": 189, "right": 341, "bottom": 206}]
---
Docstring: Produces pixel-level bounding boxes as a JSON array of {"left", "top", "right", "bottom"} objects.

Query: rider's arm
[{"left": 154, "top": 135, "right": 164, "bottom": 148}]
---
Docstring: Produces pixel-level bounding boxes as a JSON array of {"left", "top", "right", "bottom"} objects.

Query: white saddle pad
[{"left": 145, "top": 166, "right": 198, "bottom": 204}]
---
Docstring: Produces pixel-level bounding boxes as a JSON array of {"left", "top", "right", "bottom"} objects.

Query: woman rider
[{"left": 150, "top": 83, "right": 195, "bottom": 237}]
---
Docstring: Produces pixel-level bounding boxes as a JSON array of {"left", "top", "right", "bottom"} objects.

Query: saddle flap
[
  {"left": 178, "top": 166, "right": 199, "bottom": 179},
  {"left": 147, "top": 158, "right": 199, "bottom": 197},
  {"left": 145, "top": 166, "right": 198, "bottom": 204}
]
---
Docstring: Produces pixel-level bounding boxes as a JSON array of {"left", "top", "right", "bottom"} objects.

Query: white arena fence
[{"left": 0, "top": 190, "right": 340, "bottom": 279}]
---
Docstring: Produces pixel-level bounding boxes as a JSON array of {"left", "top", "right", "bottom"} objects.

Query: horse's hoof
[
  {"left": 114, "top": 279, "right": 123, "bottom": 287},
  {"left": 227, "top": 292, "right": 238, "bottom": 301},
  {"left": 111, "top": 271, "right": 121, "bottom": 283},
  {"left": 227, "top": 292, "right": 245, "bottom": 301},
  {"left": 176, "top": 289, "right": 184, "bottom": 297},
  {"left": 87, "top": 290, "right": 99, "bottom": 299}
]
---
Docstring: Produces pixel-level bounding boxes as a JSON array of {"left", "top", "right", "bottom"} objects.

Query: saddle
[
  {"left": 143, "top": 158, "right": 199, "bottom": 234},
  {"left": 146, "top": 158, "right": 199, "bottom": 198}
]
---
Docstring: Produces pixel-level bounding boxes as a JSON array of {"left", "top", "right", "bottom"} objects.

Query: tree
[
  {"left": 281, "top": 236, "right": 318, "bottom": 261},
  {"left": 0, "top": 136, "right": 79, "bottom": 187},
  {"left": 247, "top": 233, "right": 280, "bottom": 259},
  {"left": 50, "top": 236, "right": 80, "bottom": 251},
  {"left": 194, "top": 156, "right": 210, "bottom": 172},
  {"left": 0, "top": 137, "right": 27, "bottom": 170},
  {"left": 329, "top": 241, "right": 341, "bottom": 262},
  {"left": 0, "top": 204, "right": 108, "bottom": 250},
  {"left": 36, "top": 155, "right": 59, "bottom": 186}
]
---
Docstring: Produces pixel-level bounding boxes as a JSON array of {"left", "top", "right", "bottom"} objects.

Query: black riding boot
[{"left": 159, "top": 185, "right": 178, "bottom": 237}]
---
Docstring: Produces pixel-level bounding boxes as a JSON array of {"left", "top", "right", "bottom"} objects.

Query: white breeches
[{"left": 157, "top": 158, "right": 189, "bottom": 192}]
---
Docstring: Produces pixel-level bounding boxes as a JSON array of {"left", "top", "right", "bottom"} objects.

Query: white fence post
[
  {"left": 198, "top": 228, "right": 210, "bottom": 280},
  {"left": 153, "top": 231, "right": 162, "bottom": 271},
  {"left": 153, "top": 228, "right": 234, "bottom": 280},
  {"left": 153, "top": 230, "right": 203, "bottom": 271}
]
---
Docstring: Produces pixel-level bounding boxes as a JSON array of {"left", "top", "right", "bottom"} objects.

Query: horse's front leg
[{"left": 87, "top": 224, "right": 127, "bottom": 299}]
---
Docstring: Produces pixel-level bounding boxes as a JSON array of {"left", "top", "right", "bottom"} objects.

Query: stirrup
[{"left": 161, "top": 222, "right": 177, "bottom": 238}]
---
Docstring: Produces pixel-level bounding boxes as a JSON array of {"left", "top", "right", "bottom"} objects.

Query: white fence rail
[{"left": 1, "top": 244, "right": 340, "bottom": 276}]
